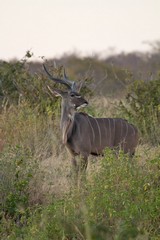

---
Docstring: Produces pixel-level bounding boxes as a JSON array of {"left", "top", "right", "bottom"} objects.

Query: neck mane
[{"left": 60, "top": 100, "right": 75, "bottom": 144}]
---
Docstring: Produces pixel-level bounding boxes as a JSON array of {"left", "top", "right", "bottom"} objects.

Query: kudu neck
[{"left": 60, "top": 100, "right": 75, "bottom": 129}]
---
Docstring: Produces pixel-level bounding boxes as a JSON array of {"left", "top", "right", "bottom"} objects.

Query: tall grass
[{"left": 0, "top": 102, "right": 59, "bottom": 158}]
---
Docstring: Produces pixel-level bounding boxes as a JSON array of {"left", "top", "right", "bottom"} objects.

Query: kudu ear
[{"left": 47, "top": 86, "right": 64, "bottom": 97}]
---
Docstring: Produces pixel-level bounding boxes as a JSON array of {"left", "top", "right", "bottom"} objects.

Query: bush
[
  {"left": 11, "top": 149, "right": 160, "bottom": 240},
  {"left": 0, "top": 145, "right": 37, "bottom": 238},
  {"left": 119, "top": 77, "right": 160, "bottom": 144},
  {"left": 0, "top": 56, "right": 60, "bottom": 114}
]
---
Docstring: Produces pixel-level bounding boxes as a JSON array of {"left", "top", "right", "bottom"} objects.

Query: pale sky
[{"left": 0, "top": 0, "right": 160, "bottom": 60}]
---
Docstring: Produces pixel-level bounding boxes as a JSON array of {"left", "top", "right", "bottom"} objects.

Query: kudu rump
[{"left": 43, "top": 64, "right": 138, "bottom": 172}]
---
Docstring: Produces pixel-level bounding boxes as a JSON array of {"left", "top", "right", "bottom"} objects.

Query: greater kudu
[{"left": 43, "top": 64, "right": 138, "bottom": 172}]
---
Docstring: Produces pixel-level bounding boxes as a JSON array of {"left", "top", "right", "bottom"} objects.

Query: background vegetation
[{"left": 0, "top": 45, "right": 160, "bottom": 239}]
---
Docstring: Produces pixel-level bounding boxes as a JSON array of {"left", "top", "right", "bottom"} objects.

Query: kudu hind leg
[
  {"left": 77, "top": 156, "right": 88, "bottom": 186},
  {"left": 72, "top": 154, "right": 88, "bottom": 173},
  {"left": 79, "top": 155, "right": 88, "bottom": 172},
  {"left": 70, "top": 155, "right": 88, "bottom": 184}
]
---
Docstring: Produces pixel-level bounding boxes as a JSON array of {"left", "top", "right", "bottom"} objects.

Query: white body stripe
[
  {"left": 113, "top": 118, "right": 115, "bottom": 137},
  {"left": 124, "top": 121, "right": 129, "bottom": 142},
  {"left": 130, "top": 124, "right": 136, "bottom": 136},
  {"left": 94, "top": 118, "right": 102, "bottom": 147},
  {"left": 86, "top": 115, "right": 95, "bottom": 144},
  {"left": 108, "top": 118, "right": 111, "bottom": 146},
  {"left": 103, "top": 118, "right": 107, "bottom": 145},
  {"left": 120, "top": 119, "right": 123, "bottom": 142}
]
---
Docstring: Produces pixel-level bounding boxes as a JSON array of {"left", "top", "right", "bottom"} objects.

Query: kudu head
[{"left": 43, "top": 64, "right": 88, "bottom": 113}]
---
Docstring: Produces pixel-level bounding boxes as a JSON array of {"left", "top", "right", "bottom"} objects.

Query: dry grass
[
  {"left": 40, "top": 149, "right": 71, "bottom": 198},
  {"left": 135, "top": 143, "right": 160, "bottom": 166}
]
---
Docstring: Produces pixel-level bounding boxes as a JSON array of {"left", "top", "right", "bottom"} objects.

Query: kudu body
[{"left": 44, "top": 65, "right": 139, "bottom": 171}]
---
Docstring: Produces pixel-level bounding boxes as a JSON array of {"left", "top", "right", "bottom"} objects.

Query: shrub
[
  {"left": 119, "top": 77, "right": 160, "bottom": 144},
  {"left": 0, "top": 145, "right": 37, "bottom": 238},
  {"left": 12, "top": 149, "right": 160, "bottom": 240},
  {"left": 0, "top": 56, "right": 60, "bottom": 114}
]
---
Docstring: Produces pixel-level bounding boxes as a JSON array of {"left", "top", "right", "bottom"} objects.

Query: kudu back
[{"left": 43, "top": 64, "right": 139, "bottom": 172}]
